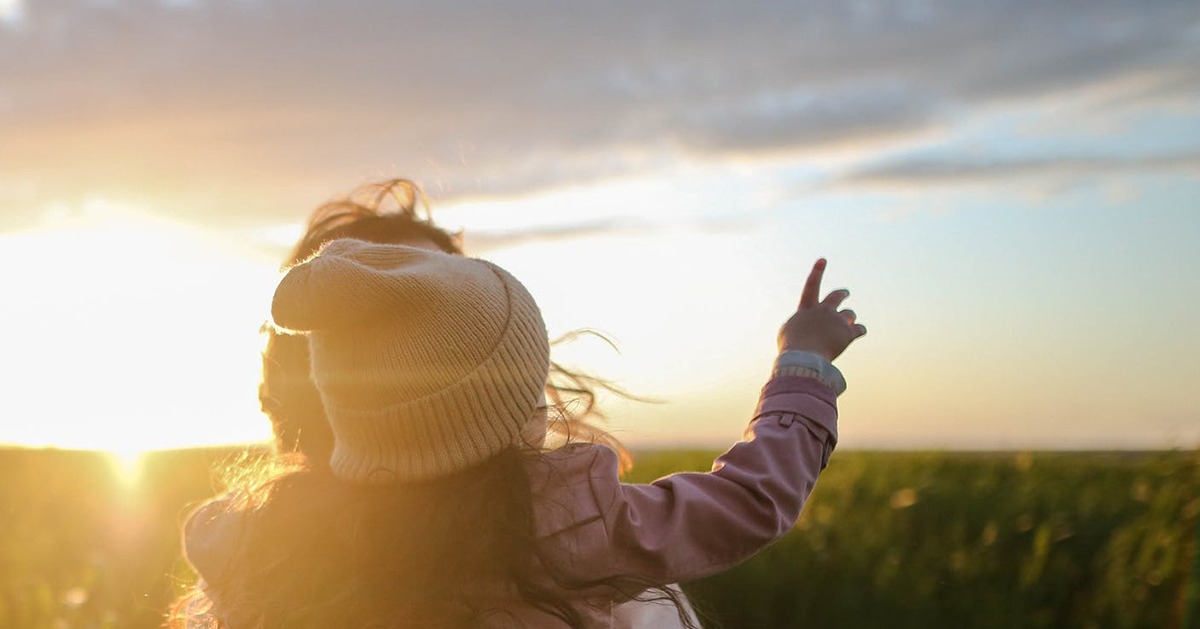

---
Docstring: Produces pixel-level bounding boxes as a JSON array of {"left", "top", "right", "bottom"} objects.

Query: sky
[{"left": 1, "top": 0, "right": 1197, "bottom": 453}]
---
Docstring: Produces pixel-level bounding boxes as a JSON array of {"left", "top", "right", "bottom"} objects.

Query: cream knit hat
[{"left": 270, "top": 239, "right": 550, "bottom": 483}]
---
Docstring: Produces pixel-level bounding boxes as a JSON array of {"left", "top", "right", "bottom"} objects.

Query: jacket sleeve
[{"left": 538, "top": 375, "right": 837, "bottom": 584}]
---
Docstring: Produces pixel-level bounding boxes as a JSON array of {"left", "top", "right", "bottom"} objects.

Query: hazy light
[
  {"left": 0, "top": 199, "right": 278, "bottom": 453},
  {"left": 107, "top": 449, "right": 146, "bottom": 487},
  {"left": 0, "top": 0, "right": 22, "bottom": 24}
]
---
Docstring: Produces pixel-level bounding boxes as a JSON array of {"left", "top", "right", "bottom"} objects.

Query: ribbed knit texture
[{"left": 271, "top": 239, "right": 550, "bottom": 483}]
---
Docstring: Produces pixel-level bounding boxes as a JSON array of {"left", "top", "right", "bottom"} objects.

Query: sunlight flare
[
  {"left": 0, "top": 199, "right": 279, "bottom": 451},
  {"left": 107, "top": 449, "right": 147, "bottom": 487}
]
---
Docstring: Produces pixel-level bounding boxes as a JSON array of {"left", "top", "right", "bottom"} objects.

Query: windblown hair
[
  {"left": 258, "top": 179, "right": 634, "bottom": 472},
  {"left": 167, "top": 180, "right": 689, "bottom": 628}
]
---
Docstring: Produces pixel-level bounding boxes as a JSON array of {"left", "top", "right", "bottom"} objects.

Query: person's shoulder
[
  {"left": 529, "top": 441, "right": 620, "bottom": 472},
  {"left": 524, "top": 442, "right": 624, "bottom": 495},
  {"left": 524, "top": 443, "right": 623, "bottom": 538}
]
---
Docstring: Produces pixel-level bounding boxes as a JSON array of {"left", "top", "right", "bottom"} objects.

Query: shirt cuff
[{"left": 772, "top": 350, "right": 846, "bottom": 396}]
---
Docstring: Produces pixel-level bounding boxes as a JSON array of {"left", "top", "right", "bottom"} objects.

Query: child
[
  {"left": 246, "top": 179, "right": 692, "bottom": 625},
  {"left": 175, "top": 240, "right": 864, "bottom": 628}
]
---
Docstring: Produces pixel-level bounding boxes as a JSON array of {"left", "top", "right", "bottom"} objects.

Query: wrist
[{"left": 772, "top": 350, "right": 846, "bottom": 396}]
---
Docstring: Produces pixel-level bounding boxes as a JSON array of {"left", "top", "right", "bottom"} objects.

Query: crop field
[{"left": 0, "top": 447, "right": 1195, "bottom": 629}]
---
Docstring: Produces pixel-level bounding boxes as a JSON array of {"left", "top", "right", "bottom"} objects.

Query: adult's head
[{"left": 259, "top": 180, "right": 463, "bottom": 467}]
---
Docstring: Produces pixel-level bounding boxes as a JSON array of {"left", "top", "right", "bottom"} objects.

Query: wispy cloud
[
  {"left": 461, "top": 213, "right": 759, "bottom": 252},
  {"left": 832, "top": 151, "right": 1200, "bottom": 189},
  {"left": 463, "top": 219, "right": 641, "bottom": 253},
  {"left": 673, "top": 82, "right": 944, "bottom": 156}
]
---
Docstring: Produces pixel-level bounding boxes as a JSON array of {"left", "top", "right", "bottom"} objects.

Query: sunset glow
[
  {"left": 106, "top": 449, "right": 146, "bottom": 487},
  {"left": 1, "top": 0, "right": 1197, "bottom": 454},
  {"left": 0, "top": 201, "right": 278, "bottom": 454}
]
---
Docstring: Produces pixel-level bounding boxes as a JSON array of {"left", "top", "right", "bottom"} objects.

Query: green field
[{"left": 0, "top": 447, "right": 1195, "bottom": 628}]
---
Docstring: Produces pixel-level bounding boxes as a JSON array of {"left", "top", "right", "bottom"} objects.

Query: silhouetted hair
[{"left": 258, "top": 179, "right": 634, "bottom": 472}]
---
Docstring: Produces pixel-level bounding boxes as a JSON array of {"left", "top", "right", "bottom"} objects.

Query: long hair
[
  {"left": 168, "top": 180, "right": 690, "bottom": 628},
  {"left": 170, "top": 450, "right": 692, "bottom": 628}
]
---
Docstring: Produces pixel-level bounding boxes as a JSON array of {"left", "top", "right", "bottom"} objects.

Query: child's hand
[{"left": 777, "top": 259, "right": 867, "bottom": 361}]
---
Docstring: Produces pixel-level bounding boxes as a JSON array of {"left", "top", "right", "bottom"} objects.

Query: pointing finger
[{"left": 799, "top": 258, "right": 826, "bottom": 309}]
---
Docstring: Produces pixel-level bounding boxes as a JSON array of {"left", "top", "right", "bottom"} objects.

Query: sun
[{"left": 0, "top": 200, "right": 278, "bottom": 455}]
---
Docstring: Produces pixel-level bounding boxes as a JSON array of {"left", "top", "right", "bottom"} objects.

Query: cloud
[
  {"left": 673, "top": 83, "right": 943, "bottom": 155},
  {"left": 1088, "top": 64, "right": 1200, "bottom": 114},
  {"left": 463, "top": 219, "right": 643, "bottom": 253},
  {"left": 0, "top": 0, "right": 22, "bottom": 24},
  {"left": 832, "top": 151, "right": 1200, "bottom": 189},
  {"left": 1, "top": 0, "right": 1197, "bottom": 230},
  {"left": 461, "top": 212, "right": 759, "bottom": 253}
]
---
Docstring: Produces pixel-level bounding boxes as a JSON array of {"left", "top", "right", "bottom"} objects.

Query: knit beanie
[{"left": 270, "top": 239, "right": 550, "bottom": 483}]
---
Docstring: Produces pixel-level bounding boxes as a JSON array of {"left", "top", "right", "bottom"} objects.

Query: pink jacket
[{"left": 185, "top": 375, "right": 837, "bottom": 627}]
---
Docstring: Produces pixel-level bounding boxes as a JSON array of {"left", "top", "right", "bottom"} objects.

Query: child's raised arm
[{"left": 532, "top": 259, "right": 866, "bottom": 585}]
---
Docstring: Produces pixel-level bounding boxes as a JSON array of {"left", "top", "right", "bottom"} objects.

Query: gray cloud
[
  {"left": 1089, "top": 64, "right": 1200, "bottom": 114},
  {"left": 674, "top": 82, "right": 944, "bottom": 155},
  {"left": 832, "top": 151, "right": 1200, "bottom": 189},
  {"left": 1, "top": 0, "right": 1197, "bottom": 230}
]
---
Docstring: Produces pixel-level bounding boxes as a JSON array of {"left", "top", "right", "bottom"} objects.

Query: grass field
[{"left": 0, "top": 447, "right": 1195, "bottom": 628}]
